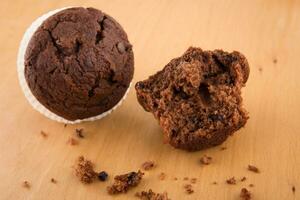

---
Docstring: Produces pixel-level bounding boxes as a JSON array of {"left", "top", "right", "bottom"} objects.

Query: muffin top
[{"left": 24, "top": 7, "right": 134, "bottom": 120}]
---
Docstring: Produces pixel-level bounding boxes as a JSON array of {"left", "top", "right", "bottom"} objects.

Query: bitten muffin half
[
  {"left": 19, "top": 7, "right": 134, "bottom": 123},
  {"left": 135, "top": 47, "right": 249, "bottom": 151}
]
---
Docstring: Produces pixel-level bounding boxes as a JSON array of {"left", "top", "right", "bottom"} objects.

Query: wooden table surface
[{"left": 0, "top": 0, "right": 300, "bottom": 199}]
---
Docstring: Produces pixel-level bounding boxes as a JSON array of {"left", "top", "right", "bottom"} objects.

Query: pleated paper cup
[{"left": 17, "top": 7, "right": 132, "bottom": 124}]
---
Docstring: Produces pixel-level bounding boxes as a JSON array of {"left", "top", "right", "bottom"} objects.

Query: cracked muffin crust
[
  {"left": 24, "top": 7, "right": 134, "bottom": 120},
  {"left": 135, "top": 47, "right": 249, "bottom": 151}
]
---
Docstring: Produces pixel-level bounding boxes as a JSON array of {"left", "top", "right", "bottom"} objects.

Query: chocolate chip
[
  {"left": 98, "top": 171, "right": 108, "bottom": 181},
  {"left": 209, "top": 114, "right": 223, "bottom": 121},
  {"left": 135, "top": 82, "right": 145, "bottom": 89},
  {"left": 128, "top": 172, "right": 138, "bottom": 184}
]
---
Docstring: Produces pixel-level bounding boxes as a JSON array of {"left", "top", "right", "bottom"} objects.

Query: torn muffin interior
[
  {"left": 107, "top": 170, "right": 144, "bottom": 194},
  {"left": 135, "top": 47, "right": 249, "bottom": 151},
  {"left": 74, "top": 156, "right": 97, "bottom": 184}
]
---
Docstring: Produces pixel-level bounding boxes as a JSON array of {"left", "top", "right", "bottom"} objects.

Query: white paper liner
[{"left": 17, "top": 7, "right": 131, "bottom": 124}]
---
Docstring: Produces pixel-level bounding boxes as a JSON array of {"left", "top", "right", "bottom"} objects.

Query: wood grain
[{"left": 0, "top": 0, "right": 299, "bottom": 199}]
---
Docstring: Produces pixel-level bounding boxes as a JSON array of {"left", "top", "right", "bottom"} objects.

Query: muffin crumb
[
  {"left": 226, "top": 177, "right": 236, "bottom": 185},
  {"left": 75, "top": 128, "right": 84, "bottom": 138},
  {"left": 273, "top": 58, "right": 277, "bottom": 64},
  {"left": 64, "top": 124, "right": 67, "bottom": 128},
  {"left": 220, "top": 147, "right": 227, "bottom": 151},
  {"left": 22, "top": 181, "right": 30, "bottom": 189},
  {"left": 292, "top": 186, "right": 296, "bottom": 194},
  {"left": 142, "top": 161, "right": 155, "bottom": 171},
  {"left": 107, "top": 171, "right": 144, "bottom": 194},
  {"left": 248, "top": 165, "right": 260, "bottom": 173},
  {"left": 212, "top": 181, "right": 218, "bottom": 185},
  {"left": 249, "top": 184, "right": 254, "bottom": 187},
  {"left": 135, "top": 189, "right": 170, "bottom": 200},
  {"left": 50, "top": 178, "right": 57, "bottom": 184},
  {"left": 173, "top": 177, "right": 178, "bottom": 181},
  {"left": 183, "top": 184, "right": 194, "bottom": 194},
  {"left": 240, "top": 188, "right": 251, "bottom": 200},
  {"left": 183, "top": 177, "right": 189, "bottom": 181},
  {"left": 74, "top": 156, "right": 97, "bottom": 184},
  {"left": 40, "top": 130, "right": 48, "bottom": 138},
  {"left": 190, "top": 178, "right": 197, "bottom": 184},
  {"left": 67, "top": 137, "right": 79, "bottom": 145},
  {"left": 159, "top": 173, "right": 166, "bottom": 180},
  {"left": 200, "top": 155, "right": 212, "bottom": 165},
  {"left": 241, "top": 177, "right": 247, "bottom": 182}
]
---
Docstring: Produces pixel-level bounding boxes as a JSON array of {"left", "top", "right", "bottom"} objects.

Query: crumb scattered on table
[
  {"left": 248, "top": 165, "right": 260, "bottom": 173},
  {"left": 64, "top": 124, "right": 67, "bottom": 128},
  {"left": 107, "top": 171, "right": 144, "bottom": 194},
  {"left": 142, "top": 161, "right": 155, "bottom": 171},
  {"left": 190, "top": 178, "right": 197, "bottom": 184},
  {"left": 40, "top": 130, "right": 48, "bottom": 138},
  {"left": 22, "top": 181, "right": 30, "bottom": 189},
  {"left": 249, "top": 184, "right": 254, "bottom": 187},
  {"left": 135, "top": 189, "right": 170, "bottom": 200},
  {"left": 273, "top": 58, "right": 277, "bottom": 64},
  {"left": 220, "top": 147, "right": 227, "bottom": 151},
  {"left": 226, "top": 177, "right": 236, "bottom": 185},
  {"left": 200, "top": 155, "right": 212, "bottom": 165},
  {"left": 159, "top": 173, "right": 166, "bottom": 180},
  {"left": 98, "top": 171, "right": 108, "bottom": 181},
  {"left": 74, "top": 156, "right": 97, "bottom": 184},
  {"left": 183, "top": 177, "right": 189, "bottom": 181},
  {"left": 67, "top": 137, "right": 79, "bottom": 145},
  {"left": 241, "top": 177, "right": 247, "bottom": 182},
  {"left": 50, "top": 178, "right": 57, "bottom": 184},
  {"left": 75, "top": 128, "right": 84, "bottom": 138},
  {"left": 258, "top": 67, "right": 263, "bottom": 73},
  {"left": 173, "top": 177, "right": 178, "bottom": 181},
  {"left": 292, "top": 186, "right": 296, "bottom": 194},
  {"left": 183, "top": 184, "right": 194, "bottom": 194},
  {"left": 212, "top": 181, "right": 218, "bottom": 185},
  {"left": 240, "top": 188, "right": 251, "bottom": 200}
]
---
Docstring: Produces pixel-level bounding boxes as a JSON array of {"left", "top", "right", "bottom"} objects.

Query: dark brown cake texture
[
  {"left": 24, "top": 7, "right": 134, "bottom": 121},
  {"left": 107, "top": 171, "right": 144, "bottom": 194},
  {"left": 135, "top": 47, "right": 249, "bottom": 151}
]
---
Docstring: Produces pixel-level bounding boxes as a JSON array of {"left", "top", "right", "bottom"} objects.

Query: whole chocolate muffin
[
  {"left": 135, "top": 47, "right": 249, "bottom": 151},
  {"left": 23, "top": 7, "right": 134, "bottom": 121}
]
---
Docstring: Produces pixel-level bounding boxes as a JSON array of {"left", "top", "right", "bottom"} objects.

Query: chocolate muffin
[
  {"left": 135, "top": 47, "right": 249, "bottom": 151},
  {"left": 23, "top": 7, "right": 134, "bottom": 121}
]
